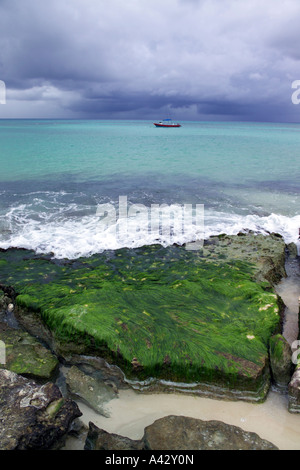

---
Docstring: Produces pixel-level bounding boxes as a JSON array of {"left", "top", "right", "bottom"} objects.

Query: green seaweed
[{"left": 0, "top": 242, "right": 282, "bottom": 391}]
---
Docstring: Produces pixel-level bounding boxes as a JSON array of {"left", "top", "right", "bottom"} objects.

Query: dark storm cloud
[{"left": 0, "top": 0, "right": 300, "bottom": 121}]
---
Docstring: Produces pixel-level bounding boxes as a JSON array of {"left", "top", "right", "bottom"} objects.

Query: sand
[{"left": 75, "top": 388, "right": 300, "bottom": 450}]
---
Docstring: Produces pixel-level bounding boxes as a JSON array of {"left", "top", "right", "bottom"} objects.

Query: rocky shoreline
[
  {"left": 0, "top": 369, "right": 81, "bottom": 450},
  {"left": 85, "top": 415, "right": 279, "bottom": 450},
  {"left": 0, "top": 233, "right": 299, "bottom": 450}
]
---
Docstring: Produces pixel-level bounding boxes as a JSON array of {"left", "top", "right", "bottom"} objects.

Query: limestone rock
[
  {"left": 0, "top": 235, "right": 287, "bottom": 402},
  {"left": 85, "top": 423, "right": 142, "bottom": 450},
  {"left": 0, "top": 369, "right": 82, "bottom": 450},
  {"left": 85, "top": 415, "right": 278, "bottom": 451},
  {"left": 63, "top": 354, "right": 127, "bottom": 391},
  {"left": 203, "top": 233, "right": 287, "bottom": 285},
  {"left": 142, "top": 415, "right": 278, "bottom": 450},
  {"left": 286, "top": 242, "right": 298, "bottom": 259},
  {"left": 66, "top": 365, "right": 118, "bottom": 416}
]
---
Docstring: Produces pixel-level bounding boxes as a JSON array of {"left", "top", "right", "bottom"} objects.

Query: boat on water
[{"left": 154, "top": 119, "right": 181, "bottom": 128}]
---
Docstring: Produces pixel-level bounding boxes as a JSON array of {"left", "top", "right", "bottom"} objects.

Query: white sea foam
[
  {"left": 204, "top": 211, "right": 300, "bottom": 244},
  {"left": 0, "top": 202, "right": 299, "bottom": 259}
]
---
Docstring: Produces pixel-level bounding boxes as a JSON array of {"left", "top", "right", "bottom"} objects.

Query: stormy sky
[{"left": 0, "top": 0, "right": 300, "bottom": 121}]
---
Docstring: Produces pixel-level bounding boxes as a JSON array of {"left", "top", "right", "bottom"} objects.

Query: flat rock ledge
[
  {"left": 0, "top": 369, "right": 82, "bottom": 450},
  {"left": 1, "top": 234, "right": 287, "bottom": 404},
  {"left": 85, "top": 415, "right": 278, "bottom": 451}
]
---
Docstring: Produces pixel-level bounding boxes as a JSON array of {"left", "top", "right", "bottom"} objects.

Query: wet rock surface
[
  {"left": 0, "top": 369, "right": 82, "bottom": 450},
  {"left": 85, "top": 415, "right": 278, "bottom": 450},
  {"left": 85, "top": 423, "right": 142, "bottom": 450},
  {"left": 63, "top": 354, "right": 128, "bottom": 391},
  {"left": 0, "top": 322, "right": 58, "bottom": 379},
  {"left": 0, "top": 235, "right": 298, "bottom": 450},
  {"left": 203, "top": 233, "right": 287, "bottom": 285},
  {"left": 269, "top": 334, "right": 294, "bottom": 390},
  {"left": 0, "top": 234, "right": 287, "bottom": 403},
  {"left": 66, "top": 365, "right": 118, "bottom": 416}
]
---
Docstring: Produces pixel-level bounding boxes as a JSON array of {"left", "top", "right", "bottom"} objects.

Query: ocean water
[{"left": 0, "top": 119, "right": 299, "bottom": 259}]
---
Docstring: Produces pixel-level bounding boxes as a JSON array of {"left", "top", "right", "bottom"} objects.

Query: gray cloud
[{"left": 0, "top": 0, "right": 300, "bottom": 121}]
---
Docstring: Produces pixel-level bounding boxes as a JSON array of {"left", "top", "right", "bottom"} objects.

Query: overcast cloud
[{"left": 0, "top": 0, "right": 300, "bottom": 121}]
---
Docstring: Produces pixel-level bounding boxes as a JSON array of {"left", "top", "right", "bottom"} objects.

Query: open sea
[{"left": 0, "top": 119, "right": 299, "bottom": 259}]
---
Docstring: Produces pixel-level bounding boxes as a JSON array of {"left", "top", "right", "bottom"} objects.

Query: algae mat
[{"left": 0, "top": 236, "right": 283, "bottom": 396}]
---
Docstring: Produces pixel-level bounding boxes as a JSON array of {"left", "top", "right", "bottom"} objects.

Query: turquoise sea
[{"left": 0, "top": 119, "right": 299, "bottom": 259}]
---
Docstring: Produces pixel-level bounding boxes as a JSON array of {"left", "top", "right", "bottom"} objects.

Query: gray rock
[
  {"left": 64, "top": 354, "right": 127, "bottom": 390},
  {"left": 66, "top": 365, "right": 118, "bottom": 416},
  {"left": 286, "top": 242, "right": 298, "bottom": 259},
  {"left": 0, "top": 294, "right": 12, "bottom": 312},
  {"left": 0, "top": 369, "right": 82, "bottom": 450},
  {"left": 143, "top": 415, "right": 278, "bottom": 450},
  {"left": 85, "top": 423, "right": 142, "bottom": 450},
  {"left": 203, "top": 233, "right": 287, "bottom": 285},
  {"left": 85, "top": 415, "right": 278, "bottom": 451}
]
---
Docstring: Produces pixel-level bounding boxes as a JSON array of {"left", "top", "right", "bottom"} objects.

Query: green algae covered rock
[
  {"left": 0, "top": 322, "right": 58, "bottom": 379},
  {"left": 203, "top": 233, "right": 286, "bottom": 285},
  {"left": 0, "top": 234, "right": 286, "bottom": 401},
  {"left": 269, "top": 334, "right": 294, "bottom": 389}
]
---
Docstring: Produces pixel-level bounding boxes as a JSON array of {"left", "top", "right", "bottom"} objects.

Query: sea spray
[{"left": 0, "top": 206, "right": 299, "bottom": 259}]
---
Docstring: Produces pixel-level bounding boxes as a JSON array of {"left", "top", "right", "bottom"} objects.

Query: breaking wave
[{"left": 0, "top": 201, "right": 299, "bottom": 259}]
